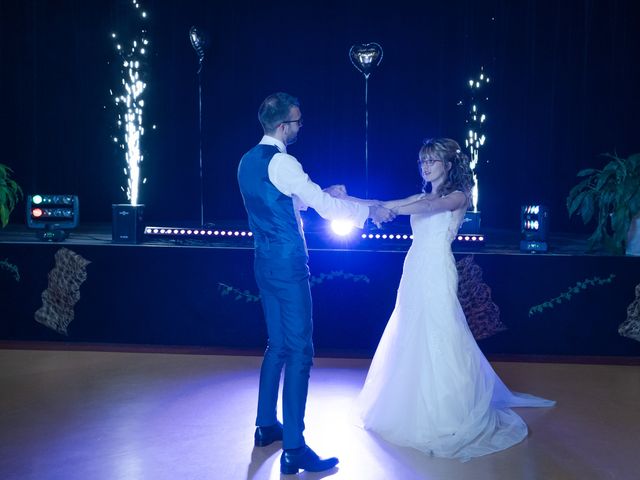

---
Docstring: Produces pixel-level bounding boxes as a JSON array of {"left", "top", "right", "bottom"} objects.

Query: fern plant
[
  {"left": 567, "top": 153, "right": 640, "bottom": 254},
  {"left": 0, "top": 164, "right": 23, "bottom": 227}
]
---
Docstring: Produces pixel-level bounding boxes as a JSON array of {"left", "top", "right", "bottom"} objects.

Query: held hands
[
  {"left": 324, "top": 184, "right": 394, "bottom": 226},
  {"left": 368, "top": 204, "right": 396, "bottom": 228}
]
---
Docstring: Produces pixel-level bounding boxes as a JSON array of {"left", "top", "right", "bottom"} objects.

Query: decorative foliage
[
  {"left": 218, "top": 270, "right": 370, "bottom": 303},
  {"left": 1, "top": 258, "right": 20, "bottom": 282},
  {"left": 0, "top": 163, "right": 23, "bottom": 227},
  {"left": 567, "top": 152, "right": 640, "bottom": 254},
  {"left": 35, "top": 248, "right": 91, "bottom": 335},
  {"left": 528, "top": 274, "right": 616, "bottom": 316},
  {"left": 618, "top": 282, "right": 640, "bottom": 343},
  {"left": 218, "top": 283, "right": 260, "bottom": 303},
  {"left": 456, "top": 255, "right": 505, "bottom": 340},
  {"left": 309, "top": 270, "right": 370, "bottom": 287}
]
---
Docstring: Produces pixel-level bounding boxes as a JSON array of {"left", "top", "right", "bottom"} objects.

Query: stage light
[
  {"left": 330, "top": 219, "right": 354, "bottom": 237},
  {"left": 26, "top": 194, "right": 79, "bottom": 241},
  {"left": 520, "top": 204, "right": 549, "bottom": 252},
  {"left": 143, "top": 225, "right": 253, "bottom": 241}
]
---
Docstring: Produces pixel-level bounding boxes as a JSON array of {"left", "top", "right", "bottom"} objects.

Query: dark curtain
[{"left": 1, "top": 0, "right": 638, "bottom": 232}]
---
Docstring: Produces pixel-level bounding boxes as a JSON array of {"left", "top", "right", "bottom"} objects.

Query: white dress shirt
[{"left": 259, "top": 135, "right": 369, "bottom": 229}]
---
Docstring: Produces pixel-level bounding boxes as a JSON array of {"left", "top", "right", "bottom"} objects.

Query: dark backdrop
[{"left": 1, "top": 0, "right": 638, "bottom": 232}]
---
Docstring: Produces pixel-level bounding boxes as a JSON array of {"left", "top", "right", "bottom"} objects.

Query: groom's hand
[
  {"left": 323, "top": 184, "right": 348, "bottom": 199},
  {"left": 368, "top": 205, "right": 395, "bottom": 228}
]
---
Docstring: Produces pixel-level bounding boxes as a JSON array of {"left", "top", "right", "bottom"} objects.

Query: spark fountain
[
  {"left": 110, "top": 0, "right": 150, "bottom": 244},
  {"left": 458, "top": 67, "right": 490, "bottom": 239},
  {"left": 464, "top": 67, "right": 489, "bottom": 214}
]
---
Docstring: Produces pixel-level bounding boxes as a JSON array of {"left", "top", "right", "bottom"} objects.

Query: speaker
[{"left": 112, "top": 204, "right": 145, "bottom": 244}]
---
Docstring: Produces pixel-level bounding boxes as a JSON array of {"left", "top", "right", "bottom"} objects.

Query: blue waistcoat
[{"left": 237, "top": 144, "right": 307, "bottom": 260}]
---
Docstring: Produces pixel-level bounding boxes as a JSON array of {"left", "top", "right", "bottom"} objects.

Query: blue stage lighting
[
  {"left": 520, "top": 204, "right": 548, "bottom": 252},
  {"left": 330, "top": 219, "right": 355, "bottom": 237},
  {"left": 144, "top": 225, "right": 253, "bottom": 241}
]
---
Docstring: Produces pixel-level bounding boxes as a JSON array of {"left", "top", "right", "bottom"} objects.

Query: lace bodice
[{"left": 409, "top": 208, "right": 465, "bottom": 246}]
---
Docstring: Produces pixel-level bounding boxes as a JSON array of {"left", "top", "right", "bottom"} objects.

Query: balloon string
[
  {"left": 364, "top": 74, "right": 369, "bottom": 199},
  {"left": 198, "top": 66, "right": 204, "bottom": 225}
]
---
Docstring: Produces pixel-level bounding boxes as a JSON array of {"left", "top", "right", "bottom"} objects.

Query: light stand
[{"left": 189, "top": 26, "right": 208, "bottom": 226}]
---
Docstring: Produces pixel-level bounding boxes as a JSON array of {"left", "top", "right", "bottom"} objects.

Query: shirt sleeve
[{"left": 268, "top": 153, "right": 370, "bottom": 228}]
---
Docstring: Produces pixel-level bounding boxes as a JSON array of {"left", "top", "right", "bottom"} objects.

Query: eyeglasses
[
  {"left": 281, "top": 117, "right": 303, "bottom": 127},
  {"left": 418, "top": 158, "right": 442, "bottom": 167}
]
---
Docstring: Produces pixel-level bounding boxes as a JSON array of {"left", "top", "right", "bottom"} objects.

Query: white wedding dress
[{"left": 357, "top": 207, "right": 555, "bottom": 461}]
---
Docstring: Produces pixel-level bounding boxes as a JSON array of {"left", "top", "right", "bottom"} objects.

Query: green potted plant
[
  {"left": 567, "top": 152, "right": 640, "bottom": 255},
  {"left": 1, "top": 163, "right": 22, "bottom": 281},
  {"left": 0, "top": 163, "right": 23, "bottom": 227}
]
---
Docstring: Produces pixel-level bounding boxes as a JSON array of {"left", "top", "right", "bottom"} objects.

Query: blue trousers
[{"left": 254, "top": 256, "right": 313, "bottom": 449}]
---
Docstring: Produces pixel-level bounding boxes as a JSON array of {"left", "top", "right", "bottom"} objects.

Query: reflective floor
[{"left": 0, "top": 348, "right": 638, "bottom": 480}]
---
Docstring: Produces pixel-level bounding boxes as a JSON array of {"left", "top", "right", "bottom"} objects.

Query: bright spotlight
[
  {"left": 330, "top": 219, "right": 354, "bottom": 237},
  {"left": 520, "top": 204, "right": 549, "bottom": 252}
]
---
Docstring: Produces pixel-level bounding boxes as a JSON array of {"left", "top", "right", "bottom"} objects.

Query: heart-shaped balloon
[
  {"left": 349, "top": 43, "right": 383, "bottom": 78},
  {"left": 189, "top": 26, "right": 208, "bottom": 62}
]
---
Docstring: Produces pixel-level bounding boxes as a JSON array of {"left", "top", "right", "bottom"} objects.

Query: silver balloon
[
  {"left": 348, "top": 42, "right": 383, "bottom": 200},
  {"left": 349, "top": 43, "right": 383, "bottom": 78},
  {"left": 189, "top": 26, "right": 207, "bottom": 62}
]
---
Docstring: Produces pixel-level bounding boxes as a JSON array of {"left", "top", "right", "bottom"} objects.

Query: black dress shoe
[
  {"left": 254, "top": 421, "right": 283, "bottom": 447},
  {"left": 280, "top": 445, "right": 339, "bottom": 474}
]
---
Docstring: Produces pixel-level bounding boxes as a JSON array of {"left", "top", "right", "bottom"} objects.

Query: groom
[{"left": 237, "top": 92, "right": 393, "bottom": 474}]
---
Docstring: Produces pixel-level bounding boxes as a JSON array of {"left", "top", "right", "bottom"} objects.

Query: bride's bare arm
[
  {"left": 393, "top": 191, "right": 468, "bottom": 216},
  {"left": 342, "top": 193, "right": 424, "bottom": 208},
  {"left": 324, "top": 185, "right": 423, "bottom": 208},
  {"left": 381, "top": 194, "right": 424, "bottom": 210}
]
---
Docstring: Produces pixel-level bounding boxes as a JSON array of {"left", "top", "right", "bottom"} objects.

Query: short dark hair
[{"left": 258, "top": 92, "right": 300, "bottom": 134}]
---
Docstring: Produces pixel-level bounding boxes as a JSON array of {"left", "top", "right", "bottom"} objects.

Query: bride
[{"left": 348, "top": 138, "right": 555, "bottom": 461}]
